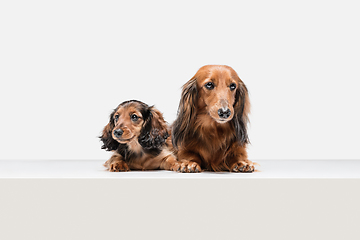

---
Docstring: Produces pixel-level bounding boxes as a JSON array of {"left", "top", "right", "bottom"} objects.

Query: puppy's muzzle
[{"left": 113, "top": 129, "right": 124, "bottom": 138}]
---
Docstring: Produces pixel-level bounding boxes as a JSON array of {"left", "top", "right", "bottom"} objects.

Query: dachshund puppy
[
  {"left": 100, "top": 100, "right": 180, "bottom": 172},
  {"left": 172, "top": 65, "right": 256, "bottom": 173}
]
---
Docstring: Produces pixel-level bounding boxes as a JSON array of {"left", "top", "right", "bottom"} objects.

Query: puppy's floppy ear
[
  {"left": 100, "top": 111, "right": 120, "bottom": 151},
  {"left": 172, "top": 77, "right": 198, "bottom": 149},
  {"left": 138, "top": 107, "right": 169, "bottom": 149},
  {"left": 233, "top": 76, "right": 250, "bottom": 146}
]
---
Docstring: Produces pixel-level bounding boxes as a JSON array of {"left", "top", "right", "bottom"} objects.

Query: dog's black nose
[
  {"left": 113, "top": 129, "right": 124, "bottom": 138},
  {"left": 218, "top": 108, "right": 231, "bottom": 119}
]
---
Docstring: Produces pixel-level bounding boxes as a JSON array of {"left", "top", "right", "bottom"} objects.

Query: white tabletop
[{"left": 0, "top": 160, "right": 359, "bottom": 179}]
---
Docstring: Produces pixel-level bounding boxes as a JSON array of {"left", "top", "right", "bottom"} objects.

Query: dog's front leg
[
  {"left": 226, "top": 144, "right": 256, "bottom": 173},
  {"left": 104, "top": 152, "right": 130, "bottom": 172},
  {"left": 176, "top": 150, "right": 202, "bottom": 173}
]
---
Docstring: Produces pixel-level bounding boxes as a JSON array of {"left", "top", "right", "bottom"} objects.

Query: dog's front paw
[
  {"left": 178, "top": 160, "right": 202, "bottom": 173},
  {"left": 231, "top": 160, "right": 255, "bottom": 173},
  {"left": 169, "top": 161, "right": 182, "bottom": 172},
  {"left": 107, "top": 160, "right": 130, "bottom": 172}
]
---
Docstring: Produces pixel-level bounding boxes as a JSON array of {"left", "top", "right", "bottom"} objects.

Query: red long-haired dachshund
[
  {"left": 100, "top": 100, "right": 180, "bottom": 172},
  {"left": 172, "top": 65, "right": 256, "bottom": 173}
]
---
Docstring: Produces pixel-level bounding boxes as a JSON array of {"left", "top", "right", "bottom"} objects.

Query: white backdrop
[{"left": 1, "top": 0, "right": 359, "bottom": 160}]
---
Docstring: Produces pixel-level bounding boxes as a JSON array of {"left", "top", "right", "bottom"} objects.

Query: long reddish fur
[{"left": 172, "top": 65, "right": 255, "bottom": 172}]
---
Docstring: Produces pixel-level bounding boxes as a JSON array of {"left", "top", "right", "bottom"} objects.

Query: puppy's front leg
[{"left": 104, "top": 152, "right": 130, "bottom": 172}]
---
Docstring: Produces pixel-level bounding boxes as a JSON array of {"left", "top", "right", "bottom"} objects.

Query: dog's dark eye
[
  {"left": 114, "top": 115, "right": 119, "bottom": 122},
  {"left": 131, "top": 114, "right": 139, "bottom": 121},
  {"left": 205, "top": 82, "right": 215, "bottom": 90},
  {"left": 230, "top": 83, "right": 237, "bottom": 91}
]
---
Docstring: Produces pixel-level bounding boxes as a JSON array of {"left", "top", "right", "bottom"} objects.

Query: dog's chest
[
  {"left": 196, "top": 128, "right": 233, "bottom": 161},
  {"left": 200, "top": 124, "right": 233, "bottom": 146},
  {"left": 127, "top": 141, "right": 143, "bottom": 154}
]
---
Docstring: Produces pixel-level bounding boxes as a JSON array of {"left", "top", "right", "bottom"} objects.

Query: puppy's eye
[
  {"left": 205, "top": 82, "right": 215, "bottom": 90},
  {"left": 131, "top": 114, "right": 139, "bottom": 121},
  {"left": 230, "top": 83, "right": 237, "bottom": 91},
  {"left": 114, "top": 115, "right": 119, "bottom": 122}
]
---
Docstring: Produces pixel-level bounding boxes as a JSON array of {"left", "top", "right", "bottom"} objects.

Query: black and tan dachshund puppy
[{"left": 100, "top": 100, "right": 180, "bottom": 172}]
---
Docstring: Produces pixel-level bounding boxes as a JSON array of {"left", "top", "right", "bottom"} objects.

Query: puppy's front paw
[
  {"left": 231, "top": 160, "right": 255, "bottom": 173},
  {"left": 178, "top": 160, "right": 201, "bottom": 173},
  {"left": 106, "top": 160, "right": 130, "bottom": 172}
]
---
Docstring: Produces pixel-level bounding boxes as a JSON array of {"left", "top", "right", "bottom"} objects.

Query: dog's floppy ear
[
  {"left": 138, "top": 107, "right": 169, "bottom": 149},
  {"left": 172, "top": 77, "right": 198, "bottom": 149},
  {"left": 100, "top": 110, "right": 120, "bottom": 151},
  {"left": 233, "top": 76, "right": 250, "bottom": 146}
]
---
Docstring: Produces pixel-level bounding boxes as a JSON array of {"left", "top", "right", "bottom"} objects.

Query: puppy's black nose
[
  {"left": 218, "top": 108, "right": 231, "bottom": 119},
  {"left": 113, "top": 129, "right": 124, "bottom": 138}
]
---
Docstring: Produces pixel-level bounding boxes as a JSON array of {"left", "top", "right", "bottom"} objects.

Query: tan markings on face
[
  {"left": 112, "top": 105, "right": 144, "bottom": 143},
  {"left": 197, "top": 66, "right": 238, "bottom": 123}
]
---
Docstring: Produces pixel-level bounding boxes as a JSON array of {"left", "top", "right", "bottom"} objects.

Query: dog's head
[
  {"left": 195, "top": 65, "right": 247, "bottom": 123},
  {"left": 100, "top": 100, "right": 169, "bottom": 151},
  {"left": 173, "top": 65, "right": 250, "bottom": 147}
]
